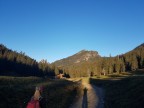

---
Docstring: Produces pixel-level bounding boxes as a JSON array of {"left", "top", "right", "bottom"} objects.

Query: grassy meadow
[
  {"left": 0, "top": 76, "right": 83, "bottom": 108},
  {"left": 90, "top": 70, "right": 144, "bottom": 108}
]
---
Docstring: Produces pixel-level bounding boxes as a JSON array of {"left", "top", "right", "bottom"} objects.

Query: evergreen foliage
[
  {"left": 1, "top": 43, "right": 144, "bottom": 78},
  {"left": 54, "top": 43, "right": 144, "bottom": 78},
  {"left": 0, "top": 44, "right": 54, "bottom": 77}
]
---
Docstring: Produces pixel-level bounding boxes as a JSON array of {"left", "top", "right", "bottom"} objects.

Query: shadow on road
[{"left": 82, "top": 87, "right": 88, "bottom": 108}]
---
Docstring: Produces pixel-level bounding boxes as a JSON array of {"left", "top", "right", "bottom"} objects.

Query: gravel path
[{"left": 70, "top": 82, "right": 104, "bottom": 108}]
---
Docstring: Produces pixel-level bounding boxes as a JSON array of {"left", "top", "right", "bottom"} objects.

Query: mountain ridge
[
  {"left": 1, "top": 43, "right": 144, "bottom": 77},
  {"left": 53, "top": 50, "right": 101, "bottom": 67},
  {"left": 134, "top": 43, "right": 144, "bottom": 50},
  {"left": 53, "top": 43, "right": 144, "bottom": 67}
]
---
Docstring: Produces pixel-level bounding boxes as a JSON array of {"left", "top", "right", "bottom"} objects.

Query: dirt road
[{"left": 70, "top": 81, "right": 104, "bottom": 108}]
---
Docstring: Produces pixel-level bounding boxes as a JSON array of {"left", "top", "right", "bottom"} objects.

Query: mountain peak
[
  {"left": 77, "top": 49, "right": 87, "bottom": 54},
  {"left": 77, "top": 49, "right": 97, "bottom": 53},
  {"left": 53, "top": 50, "right": 100, "bottom": 66}
]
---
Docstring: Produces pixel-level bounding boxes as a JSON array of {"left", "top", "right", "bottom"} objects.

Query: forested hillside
[
  {"left": 1, "top": 43, "right": 144, "bottom": 78},
  {"left": 54, "top": 43, "right": 144, "bottom": 78},
  {"left": 0, "top": 44, "right": 54, "bottom": 76}
]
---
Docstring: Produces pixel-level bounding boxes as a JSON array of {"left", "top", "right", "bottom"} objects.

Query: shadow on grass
[
  {"left": 89, "top": 76, "right": 144, "bottom": 108},
  {"left": 0, "top": 77, "right": 82, "bottom": 108}
]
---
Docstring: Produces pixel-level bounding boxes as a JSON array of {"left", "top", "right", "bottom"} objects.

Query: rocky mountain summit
[{"left": 53, "top": 50, "right": 100, "bottom": 66}]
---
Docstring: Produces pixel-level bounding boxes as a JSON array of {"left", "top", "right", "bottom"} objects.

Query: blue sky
[{"left": 0, "top": 0, "right": 144, "bottom": 63}]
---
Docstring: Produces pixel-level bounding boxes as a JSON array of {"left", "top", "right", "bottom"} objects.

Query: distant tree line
[
  {"left": 0, "top": 44, "right": 55, "bottom": 77},
  {"left": 1, "top": 43, "right": 144, "bottom": 78},
  {"left": 55, "top": 44, "right": 144, "bottom": 78}
]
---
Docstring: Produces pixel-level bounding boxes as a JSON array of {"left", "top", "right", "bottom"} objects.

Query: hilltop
[
  {"left": 53, "top": 50, "right": 100, "bottom": 67},
  {"left": 0, "top": 43, "right": 144, "bottom": 78},
  {"left": 52, "top": 43, "right": 144, "bottom": 78}
]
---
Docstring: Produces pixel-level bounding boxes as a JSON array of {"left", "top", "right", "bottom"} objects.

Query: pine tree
[
  {"left": 131, "top": 55, "right": 138, "bottom": 70},
  {"left": 54, "top": 67, "right": 59, "bottom": 75}
]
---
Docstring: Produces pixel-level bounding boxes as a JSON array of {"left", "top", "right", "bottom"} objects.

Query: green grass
[
  {"left": 90, "top": 73, "right": 144, "bottom": 108},
  {"left": 0, "top": 76, "right": 83, "bottom": 108}
]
